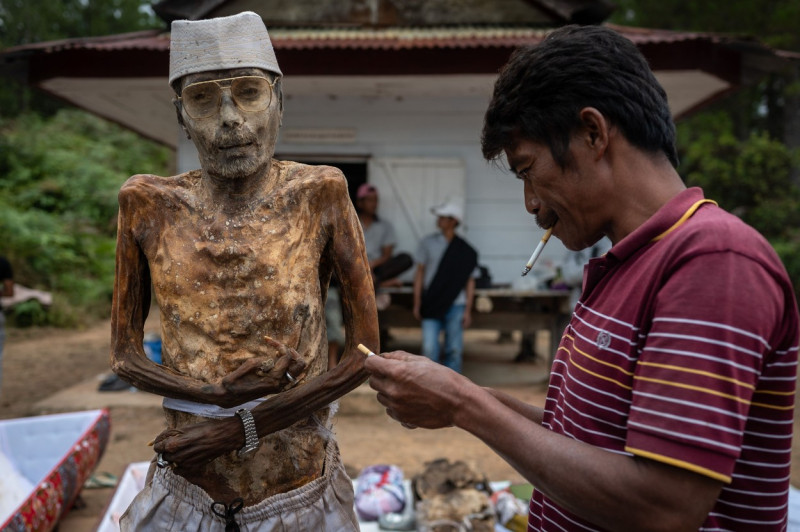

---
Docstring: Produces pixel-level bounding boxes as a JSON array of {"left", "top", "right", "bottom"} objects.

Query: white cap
[
  {"left": 431, "top": 199, "right": 464, "bottom": 223},
  {"left": 169, "top": 11, "right": 282, "bottom": 86}
]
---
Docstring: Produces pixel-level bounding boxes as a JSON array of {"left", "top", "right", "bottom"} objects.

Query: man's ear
[
  {"left": 578, "top": 107, "right": 609, "bottom": 159},
  {"left": 173, "top": 98, "right": 191, "bottom": 140}
]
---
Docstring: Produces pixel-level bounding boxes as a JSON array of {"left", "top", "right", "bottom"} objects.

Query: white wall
[{"left": 175, "top": 76, "right": 568, "bottom": 285}]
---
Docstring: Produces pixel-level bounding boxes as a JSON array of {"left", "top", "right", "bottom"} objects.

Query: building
[{"left": 0, "top": 0, "right": 790, "bottom": 283}]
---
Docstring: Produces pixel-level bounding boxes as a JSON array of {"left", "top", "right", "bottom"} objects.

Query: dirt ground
[
  {"left": 2, "top": 316, "right": 800, "bottom": 530},
  {"left": 0, "top": 316, "right": 549, "bottom": 530}
]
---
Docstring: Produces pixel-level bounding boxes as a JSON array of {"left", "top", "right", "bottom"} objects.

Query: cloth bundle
[{"left": 354, "top": 464, "right": 406, "bottom": 521}]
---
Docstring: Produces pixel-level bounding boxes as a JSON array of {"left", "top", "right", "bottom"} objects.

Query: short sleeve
[
  {"left": 383, "top": 220, "right": 397, "bottom": 248},
  {"left": 625, "top": 251, "right": 789, "bottom": 482}
]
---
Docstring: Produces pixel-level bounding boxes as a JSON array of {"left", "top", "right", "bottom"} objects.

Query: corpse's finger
[
  {"left": 286, "top": 355, "right": 307, "bottom": 379},
  {"left": 263, "top": 335, "right": 298, "bottom": 358}
]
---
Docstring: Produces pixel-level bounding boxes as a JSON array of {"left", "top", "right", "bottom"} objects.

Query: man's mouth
[{"left": 535, "top": 211, "right": 559, "bottom": 231}]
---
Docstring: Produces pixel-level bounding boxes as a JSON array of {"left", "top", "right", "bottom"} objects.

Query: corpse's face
[{"left": 177, "top": 67, "right": 282, "bottom": 181}]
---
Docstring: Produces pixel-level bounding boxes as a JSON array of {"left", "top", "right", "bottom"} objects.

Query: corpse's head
[{"left": 168, "top": 12, "right": 284, "bottom": 180}]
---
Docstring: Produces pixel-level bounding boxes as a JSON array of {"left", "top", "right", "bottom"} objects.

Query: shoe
[{"left": 98, "top": 374, "right": 135, "bottom": 392}]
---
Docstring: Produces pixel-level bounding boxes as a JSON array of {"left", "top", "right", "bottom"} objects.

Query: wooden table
[{"left": 377, "top": 287, "right": 572, "bottom": 361}]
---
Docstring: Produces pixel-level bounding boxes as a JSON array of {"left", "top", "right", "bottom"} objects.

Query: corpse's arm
[
  {"left": 246, "top": 173, "right": 379, "bottom": 432},
  {"left": 111, "top": 181, "right": 294, "bottom": 406}
]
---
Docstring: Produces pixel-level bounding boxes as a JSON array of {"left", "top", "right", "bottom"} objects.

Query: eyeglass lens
[{"left": 181, "top": 76, "right": 272, "bottom": 119}]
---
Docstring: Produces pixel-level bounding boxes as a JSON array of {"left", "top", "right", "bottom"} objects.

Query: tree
[
  {"left": 609, "top": 0, "right": 800, "bottom": 147},
  {"left": 0, "top": 0, "right": 162, "bottom": 117},
  {"left": 610, "top": 0, "right": 800, "bottom": 295},
  {"left": 0, "top": 1, "right": 168, "bottom": 326}
]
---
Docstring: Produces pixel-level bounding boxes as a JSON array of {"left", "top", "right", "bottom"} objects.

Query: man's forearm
[
  {"left": 454, "top": 385, "right": 722, "bottom": 532},
  {"left": 484, "top": 387, "right": 544, "bottom": 424}
]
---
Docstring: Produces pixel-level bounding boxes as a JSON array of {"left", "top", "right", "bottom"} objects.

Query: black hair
[{"left": 481, "top": 25, "right": 678, "bottom": 169}]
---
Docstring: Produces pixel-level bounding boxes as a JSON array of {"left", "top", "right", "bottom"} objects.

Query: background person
[
  {"left": 413, "top": 199, "right": 478, "bottom": 373},
  {"left": 0, "top": 255, "right": 13, "bottom": 396},
  {"left": 366, "top": 24, "right": 799, "bottom": 531},
  {"left": 356, "top": 183, "right": 412, "bottom": 287}
]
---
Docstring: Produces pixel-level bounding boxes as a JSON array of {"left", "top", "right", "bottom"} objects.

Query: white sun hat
[
  {"left": 431, "top": 199, "right": 465, "bottom": 223},
  {"left": 169, "top": 11, "right": 282, "bottom": 86}
]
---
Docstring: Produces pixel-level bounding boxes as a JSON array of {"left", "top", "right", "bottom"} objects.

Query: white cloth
[
  {"left": 0, "top": 449, "right": 34, "bottom": 525},
  {"left": 162, "top": 397, "right": 267, "bottom": 419}
]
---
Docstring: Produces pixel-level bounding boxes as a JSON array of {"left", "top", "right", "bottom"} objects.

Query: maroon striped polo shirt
[{"left": 529, "top": 187, "right": 799, "bottom": 531}]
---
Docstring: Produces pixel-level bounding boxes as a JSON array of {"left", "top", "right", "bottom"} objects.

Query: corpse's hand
[
  {"left": 213, "top": 336, "right": 307, "bottom": 408},
  {"left": 152, "top": 416, "right": 240, "bottom": 470},
  {"left": 365, "top": 351, "right": 471, "bottom": 429}
]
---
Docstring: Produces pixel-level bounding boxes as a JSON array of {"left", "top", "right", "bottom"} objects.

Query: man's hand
[
  {"left": 153, "top": 416, "right": 241, "bottom": 469},
  {"left": 214, "top": 336, "right": 306, "bottom": 408},
  {"left": 365, "top": 351, "right": 473, "bottom": 429}
]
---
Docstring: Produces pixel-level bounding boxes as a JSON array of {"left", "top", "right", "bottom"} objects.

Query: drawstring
[{"left": 211, "top": 497, "right": 244, "bottom": 532}]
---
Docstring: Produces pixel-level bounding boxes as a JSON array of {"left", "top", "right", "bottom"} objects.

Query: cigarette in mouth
[
  {"left": 521, "top": 227, "right": 554, "bottom": 277},
  {"left": 357, "top": 344, "right": 377, "bottom": 357}
]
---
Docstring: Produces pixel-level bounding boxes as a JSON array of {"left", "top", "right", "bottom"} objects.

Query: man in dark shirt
[{"left": 0, "top": 255, "right": 14, "bottom": 397}]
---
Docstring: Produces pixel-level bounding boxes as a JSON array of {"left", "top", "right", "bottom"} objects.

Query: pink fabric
[{"left": 357, "top": 183, "right": 377, "bottom": 199}]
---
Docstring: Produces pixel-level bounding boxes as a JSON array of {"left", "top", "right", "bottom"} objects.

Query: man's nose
[{"left": 524, "top": 181, "right": 540, "bottom": 214}]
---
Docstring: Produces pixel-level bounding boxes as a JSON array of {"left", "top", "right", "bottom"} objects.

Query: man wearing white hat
[
  {"left": 111, "top": 11, "right": 378, "bottom": 531},
  {"left": 412, "top": 199, "right": 479, "bottom": 373}
]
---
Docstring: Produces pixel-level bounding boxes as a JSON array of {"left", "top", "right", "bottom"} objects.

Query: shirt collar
[{"left": 606, "top": 187, "right": 707, "bottom": 263}]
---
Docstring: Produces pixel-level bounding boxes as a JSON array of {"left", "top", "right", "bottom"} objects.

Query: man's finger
[
  {"left": 364, "top": 350, "right": 420, "bottom": 376},
  {"left": 380, "top": 350, "right": 424, "bottom": 362}
]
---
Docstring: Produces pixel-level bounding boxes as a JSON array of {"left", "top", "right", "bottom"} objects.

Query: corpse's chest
[{"left": 141, "top": 210, "right": 327, "bottom": 305}]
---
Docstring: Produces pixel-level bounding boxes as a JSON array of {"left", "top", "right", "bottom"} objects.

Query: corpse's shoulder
[
  {"left": 118, "top": 170, "right": 201, "bottom": 207},
  {"left": 277, "top": 160, "right": 348, "bottom": 193}
]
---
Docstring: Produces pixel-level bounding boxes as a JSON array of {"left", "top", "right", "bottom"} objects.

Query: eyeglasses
[{"left": 178, "top": 76, "right": 276, "bottom": 119}]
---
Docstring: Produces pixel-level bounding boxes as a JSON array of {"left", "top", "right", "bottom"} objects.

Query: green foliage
[
  {"left": 678, "top": 112, "right": 800, "bottom": 240},
  {"left": 6, "top": 300, "right": 49, "bottom": 328},
  {"left": 0, "top": 0, "right": 162, "bottom": 118},
  {"left": 677, "top": 111, "right": 800, "bottom": 297},
  {"left": 0, "top": 0, "right": 161, "bottom": 47},
  {"left": 611, "top": 0, "right": 800, "bottom": 299},
  {"left": 774, "top": 236, "right": 800, "bottom": 299},
  {"left": 678, "top": 112, "right": 800, "bottom": 238},
  {"left": 610, "top": 0, "right": 800, "bottom": 51},
  {"left": 0, "top": 109, "right": 170, "bottom": 326}
]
